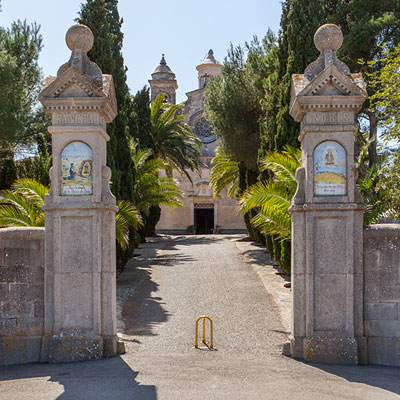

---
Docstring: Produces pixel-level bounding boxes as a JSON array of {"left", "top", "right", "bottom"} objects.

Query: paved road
[{"left": 1, "top": 235, "right": 400, "bottom": 399}]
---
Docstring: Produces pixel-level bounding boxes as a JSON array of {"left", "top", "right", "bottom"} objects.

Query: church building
[{"left": 149, "top": 51, "right": 246, "bottom": 234}]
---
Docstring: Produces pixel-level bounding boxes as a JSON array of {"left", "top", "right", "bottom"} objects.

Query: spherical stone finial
[
  {"left": 66, "top": 24, "right": 94, "bottom": 53},
  {"left": 314, "top": 23, "right": 343, "bottom": 52}
]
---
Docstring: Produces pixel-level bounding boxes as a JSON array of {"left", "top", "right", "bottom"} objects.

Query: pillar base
[
  {"left": 39, "top": 334, "right": 116, "bottom": 363},
  {"left": 291, "top": 336, "right": 360, "bottom": 365}
]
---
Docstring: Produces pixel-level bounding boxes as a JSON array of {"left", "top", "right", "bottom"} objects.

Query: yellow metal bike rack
[{"left": 195, "top": 315, "right": 214, "bottom": 349}]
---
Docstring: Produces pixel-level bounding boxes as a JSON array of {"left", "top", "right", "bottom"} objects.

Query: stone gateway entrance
[{"left": 1, "top": 22, "right": 400, "bottom": 371}]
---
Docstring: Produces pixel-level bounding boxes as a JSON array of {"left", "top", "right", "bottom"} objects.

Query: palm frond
[
  {"left": 115, "top": 213, "right": 129, "bottom": 250},
  {"left": 0, "top": 204, "right": 32, "bottom": 226},
  {"left": 210, "top": 146, "right": 240, "bottom": 198},
  {"left": 11, "top": 178, "right": 48, "bottom": 208},
  {"left": 117, "top": 200, "right": 143, "bottom": 230},
  {"left": 260, "top": 145, "right": 301, "bottom": 185},
  {"left": 239, "top": 145, "right": 301, "bottom": 239}
]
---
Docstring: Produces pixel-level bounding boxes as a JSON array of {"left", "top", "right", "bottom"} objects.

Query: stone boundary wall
[
  {"left": 0, "top": 227, "right": 45, "bottom": 365},
  {"left": 364, "top": 224, "right": 400, "bottom": 367}
]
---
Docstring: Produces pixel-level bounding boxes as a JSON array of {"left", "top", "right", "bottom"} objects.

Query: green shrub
[
  {"left": 265, "top": 235, "right": 274, "bottom": 259},
  {"left": 272, "top": 235, "right": 282, "bottom": 267},
  {"left": 280, "top": 239, "right": 291, "bottom": 274}
]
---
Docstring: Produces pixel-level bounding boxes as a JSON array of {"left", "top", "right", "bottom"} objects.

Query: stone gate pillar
[
  {"left": 39, "top": 25, "right": 118, "bottom": 362},
  {"left": 289, "top": 24, "right": 367, "bottom": 364}
]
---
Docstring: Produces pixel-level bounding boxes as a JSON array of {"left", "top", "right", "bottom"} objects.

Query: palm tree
[
  {"left": 130, "top": 143, "right": 183, "bottom": 216},
  {"left": 209, "top": 146, "right": 240, "bottom": 199},
  {"left": 239, "top": 145, "right": 301, "bottom": 239},
  {"left": 150, "top": 93, "right": 202, "bottom": 180},
  {"left": 0, "top": 178, "right": 46, "bottom": 227},
  {"left": 0, "top": 178, "right": 142, "bottom": 250},
  {"left": 115, "top": 200, "right": 142, "bottom": 250}
]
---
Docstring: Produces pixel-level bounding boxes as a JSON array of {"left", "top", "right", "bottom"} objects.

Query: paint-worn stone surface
[
  {"left": 38, "top": 24, "right": 118, "bottom": 363},
  {"left": 289, "top": 24, "right": 367, "bottom": 365},
  {"left": 0, "top": 227, "right": 45, "bottom": 366},
  {"left": 364, "top": 224, "right": 400, "bottom": 367},
  {"left": 303, "top": 337, "right": 358, "bottom": 365}
]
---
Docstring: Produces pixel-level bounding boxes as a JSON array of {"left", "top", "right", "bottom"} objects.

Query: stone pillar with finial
[
  {"left": 39, "top": 24, "right": 119, "bottom": 362},
  {"left": 289, "top": 24, "right": 368, "bottom": 365}
]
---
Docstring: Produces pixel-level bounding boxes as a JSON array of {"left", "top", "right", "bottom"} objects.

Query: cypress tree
[
  {"left": 129, "top": 87, "right": 160, "bottom": 239},
  {"left": 129, "top": 87, "right": 153, "bottom": 149},
  {"left": 77, "top": 0, "right": 134, "bottom": 201},
  {"left": 261, "top": 0, "right": 325, "bottom": 155}
]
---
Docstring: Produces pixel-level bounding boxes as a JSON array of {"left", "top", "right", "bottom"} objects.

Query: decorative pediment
[
  {"left": 39, "top": 24, "right": 118, "bottom": 123},
  {"left": 296, "top": 65, "right": 366, "bottom": 98},
  {"left": 40, "top": 66, "right": 105, "bottom": 99}
]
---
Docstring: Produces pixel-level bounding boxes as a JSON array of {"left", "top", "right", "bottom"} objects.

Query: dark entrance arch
[{"left": 194, "top": 207, "right": 214, "bottom": 234}]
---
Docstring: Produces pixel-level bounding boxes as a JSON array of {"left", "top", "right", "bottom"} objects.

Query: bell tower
[
  {"left": 148, "top": 54, "right": 178, "bottom": 104},
  {"left": 196, "top": 49, "right": 222, "bottom": 88}
]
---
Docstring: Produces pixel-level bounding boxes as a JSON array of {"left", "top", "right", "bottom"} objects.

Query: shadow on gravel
[
  {"left": 306, "top": 361, "right": 400, "bottom": 396},
  {"left": 122, "top": 264, "right": 170, "bottom": 337},
  {"left": 0, "top": 356, "right": 156, "bottom": 400},
  {"left": 168, "top": 235, "right": 232, "bottom": 247},
  {"left": 151, "top": 253, "right": 196, "bottom": 267},
  {"left": 240, "top": 245, "right": 290, "bottom": 282}
]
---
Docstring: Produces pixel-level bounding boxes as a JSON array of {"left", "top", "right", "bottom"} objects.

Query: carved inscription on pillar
[
  {"left": 305, "top": 111, "right": 353, "bottom": 125},
  {"left": 53, "top": 112, "right": 106, "bottom": 129}
]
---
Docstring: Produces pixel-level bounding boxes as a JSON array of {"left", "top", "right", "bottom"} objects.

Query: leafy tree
[
  {"left": 0, "top": 20, "right": 43, "bottom": 145},
  {"left": 115, "top": 200, "right": 143, "bottom": 250},
  {"left": 204, "top": 36, "right": 274, "bottom": 241},
  {"left": 240, "top": 146, "right": 301, "bottom": 273},
  {"left": 77, "top": 0, "right": 134, "bottom": 201},
  {"left": 130, "top": 144, "right": 183, "bottom": 216},
  {"left": 0, "top": 178, "right": 142, "bottom": 250},
  {"left": 129, "top": 91, "right": 200, "bottom": 237},
  {"left": 0, "top": 20, "right": 49, "bottom": 189},
  {"left": 362, "top": 45, "right": 400, "bottom": 220},
  {"left": 209, "top": 146, "right": 239, "bottom": 200},
  {"left": 149, "top": 93, "right": 201, "bottom": 180},
  {"left": 204, "top": 39, "right": 267, "bottom": 171},
  {"left": 369, "top": 43, "right": 400, "bottom": 142},
  {"left": 0, "top": 178, "right": 47, "bottom": 227},
  {"left": 240, "top": 146, "right": 301, "bottom": 240}
]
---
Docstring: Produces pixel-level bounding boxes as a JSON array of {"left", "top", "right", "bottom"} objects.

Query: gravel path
[
  {"left": 120, "top": 234, "right": 288, "bottom": 357},
  {"left": 1, "top": 234, "right": 399, "bottom": 400}
]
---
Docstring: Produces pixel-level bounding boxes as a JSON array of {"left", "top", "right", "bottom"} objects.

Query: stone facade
[
  {"left": 0, "top": 228, "right": 45, "bottom": 366},
  {"left": 149, "top": 51, "right": 246, "bottom": 234}
]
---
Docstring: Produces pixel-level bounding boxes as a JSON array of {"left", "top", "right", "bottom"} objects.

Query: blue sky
[{"left": 0, "top": 0, "right": 282, "bottom": 103}]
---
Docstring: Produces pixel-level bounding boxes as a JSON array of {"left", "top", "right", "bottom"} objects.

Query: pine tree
[
  {"left": 77, "top": 0, "right": 134, "bottom": 201},
  {"left": 0, "top": 20, "right": 46, "bottom": 189}
]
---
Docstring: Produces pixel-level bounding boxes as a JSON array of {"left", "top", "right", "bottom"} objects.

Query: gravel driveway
[{"left": 1, "top": 234, "right": 399, "bottom": 400}]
